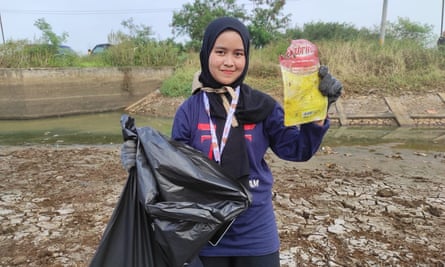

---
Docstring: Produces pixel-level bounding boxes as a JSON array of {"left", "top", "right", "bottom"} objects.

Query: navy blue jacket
[{"left": 172, "top": 90, "right": 329, "bottom": 256}]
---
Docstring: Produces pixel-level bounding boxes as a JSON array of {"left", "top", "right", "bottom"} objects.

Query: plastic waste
[
  {"left": 89, "top": 115, "right": 251, "bottom": 267},
  {"left": 279, "top": 39, "right": 328, "bottom": 125}
]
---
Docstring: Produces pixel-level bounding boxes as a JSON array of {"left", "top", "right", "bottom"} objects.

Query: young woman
[{"left": 122, "top": 16, "right": 342, "bottom": 267}]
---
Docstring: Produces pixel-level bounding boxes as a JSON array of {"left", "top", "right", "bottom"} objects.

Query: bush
[
  {"left": 159, "top": 53, "right": 199, "bottom": 97},
  {"left": 1, "top": 19, "right": 444, "bottom": 96},
  {"left": 0, "top": 41, "right": 80, "bottom": 68}
]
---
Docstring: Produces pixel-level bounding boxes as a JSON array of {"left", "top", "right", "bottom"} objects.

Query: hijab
[
  {"left": 197, "top": 16, "right": 275, "bottom": 123},
  {"left": 199, "top": 17, "right": 250, "bottom": 89},
  {"left": 197, "top": 17, "right": 276, "bottom": 182}
]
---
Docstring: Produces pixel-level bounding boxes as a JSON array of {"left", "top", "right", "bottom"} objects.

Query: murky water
[
  {"left": 1, "top": 112, "right": 444, "bottom": 151},
  {"left": 0, "top": 112, "right": 172, "bottom": 146},
  {"left": 323, "top": 126, "right": 445, "bottom": 151}
]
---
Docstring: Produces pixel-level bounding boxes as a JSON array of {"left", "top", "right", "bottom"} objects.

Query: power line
[
  {"left": 0, "top": 1, "right": 302, "bottom": 16},
  {"left": 0, "top": 8, "right": 178, "bottom": 15}
]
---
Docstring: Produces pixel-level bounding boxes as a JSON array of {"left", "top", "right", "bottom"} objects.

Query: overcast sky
[{"left": 1, "top": 0, "right": 444, "bottom": 54}]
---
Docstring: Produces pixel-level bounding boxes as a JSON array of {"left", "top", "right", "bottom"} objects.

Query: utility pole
[
  {"left": 441, "top": 0, "right": 444, "bottom": 35},
  {"left": 379, "top": 0, "right": 388, "bottom": 46},
  {"left": 0, "top": 12, "right": 5, "bottom": 44}
]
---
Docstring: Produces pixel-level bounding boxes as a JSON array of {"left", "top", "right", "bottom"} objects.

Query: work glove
[
  {"left": 318, "top": 65, "right": 343, "bottom": 108},
  {"left": 120, "top": 140, "right": 137, "bottom": 171}
]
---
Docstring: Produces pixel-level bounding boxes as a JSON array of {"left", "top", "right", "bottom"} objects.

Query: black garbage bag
[
  {"left": 89, "top": 167, "right": 156, "bottom": 267},
  {"left": 90, "top": 115, "right": 251, "bottom": 267}
]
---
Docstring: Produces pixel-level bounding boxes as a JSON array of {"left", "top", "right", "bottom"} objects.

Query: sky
[{"left": 1, "top": 0, "right": 444, "bottom": 54}]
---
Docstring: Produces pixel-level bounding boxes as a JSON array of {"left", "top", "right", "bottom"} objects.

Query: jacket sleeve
[
  {"left": 171, "top": 100, "right": 193, "bottom": 145},
  {"left": 264, "top": 103, "right": 329, "bottom": 162}
]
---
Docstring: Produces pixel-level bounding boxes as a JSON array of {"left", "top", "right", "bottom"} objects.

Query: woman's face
[{"left": 208, "top": 30, "right": 246, "bottom": 86}]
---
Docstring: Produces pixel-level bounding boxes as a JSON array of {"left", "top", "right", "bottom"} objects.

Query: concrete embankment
[
  {"left": 0, "top": 67, "right": 173, "bottom": 119},
  {"left": 330, "top": 93, "right": 445, "bottom": 127}
]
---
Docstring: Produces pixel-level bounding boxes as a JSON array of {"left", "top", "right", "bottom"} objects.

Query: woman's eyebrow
[{"left": 213, "top": 45, "right": 244, "bottom": 50}]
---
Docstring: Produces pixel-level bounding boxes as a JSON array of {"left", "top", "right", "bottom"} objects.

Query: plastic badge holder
[
  {"left": 279, "top": 39, "right": 328, "bottom": 126},
  {"left": 208, "top": 219, "right": 236, "bottom": 246}
]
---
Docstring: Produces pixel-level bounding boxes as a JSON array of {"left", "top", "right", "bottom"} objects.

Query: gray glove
[
  {"left": 318, "top": 66, "right": 343, "bottom": 108},
  {"left": 120, "top": 140, "right": 136, "bottom": 171}
]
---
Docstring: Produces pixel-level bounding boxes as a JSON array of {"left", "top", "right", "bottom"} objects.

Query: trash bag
[
  {"left": 89, "top": 167, "right": 156, "bottom": 267},
  {"left": 90, "top": 115, "right": 251, "bottom": 267}
]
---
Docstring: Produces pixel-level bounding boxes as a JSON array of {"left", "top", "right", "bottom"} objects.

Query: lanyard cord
[{"left": 203, "top": 86, "right": 240, "bottom": 163}]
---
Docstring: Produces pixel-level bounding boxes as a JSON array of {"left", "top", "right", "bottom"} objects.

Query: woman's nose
[{"left": 223, "top": 56, "right": 234, "bottom": 66}]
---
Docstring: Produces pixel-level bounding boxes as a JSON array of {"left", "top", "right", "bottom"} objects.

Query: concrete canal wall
[{"left": 0, "top": 67, "right": 173, "bottom": 119}]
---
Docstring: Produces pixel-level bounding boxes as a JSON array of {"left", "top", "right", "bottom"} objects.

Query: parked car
[
  {"left": 89, "top": 43, "right": 112, "bottom": 55},
  {"left": 22, "top": 44, "right": 77, "bottom": 57},
  {"left": 57, "top": 45, "right": 77, "bottom": 56}
]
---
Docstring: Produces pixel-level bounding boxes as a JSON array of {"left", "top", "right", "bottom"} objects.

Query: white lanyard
[{"left": 203, "top": 86, "right": 240, "bottom": 163}]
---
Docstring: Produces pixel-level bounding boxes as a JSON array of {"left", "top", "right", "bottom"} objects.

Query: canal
[{"left": 0, "top": 112, "right": 444, "bottom": 152}]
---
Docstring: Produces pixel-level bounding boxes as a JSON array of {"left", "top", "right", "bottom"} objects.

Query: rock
[{"left": 376, "top": 188, "right": 397, "bottom": 197}]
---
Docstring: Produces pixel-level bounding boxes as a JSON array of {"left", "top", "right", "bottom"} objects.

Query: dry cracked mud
[{"left": 1, "top": 144, "right": 444, "bottom": 266}]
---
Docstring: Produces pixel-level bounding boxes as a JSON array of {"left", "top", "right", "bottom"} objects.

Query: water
[
  {"left": 0, "top": 112, "right": 172, "bottom": 146},
  {"left": 0, "top": 112, "right": 444, "bottom": 151},
  {"left": 323, "top": 126, "right": 445, "bottom": 151}
]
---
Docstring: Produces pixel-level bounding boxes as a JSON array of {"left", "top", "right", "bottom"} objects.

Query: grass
[
  {"left": 160, "top": 38, "right": 445, "bottom": 97},
  {"left": 314, "top": 39, "right": 445, "bottom": 95},
  {"left": 1, "top": 38, "right": 444, "bottom": 97}
]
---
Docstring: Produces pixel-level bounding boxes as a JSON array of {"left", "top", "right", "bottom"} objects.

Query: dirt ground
[
  {"left": 1, "top": 91, "right": 445, "bottom": 266},
  {"left": 1, "top": 144, "right": 444, "bottom": 266}
]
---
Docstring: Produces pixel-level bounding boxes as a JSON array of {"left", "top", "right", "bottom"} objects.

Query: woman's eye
[
  {"left": 235, "top": 51, "right": 244, "bottom": 57},
  {"left": 215, "top": 50, "right": 225, "bottom": 55}
]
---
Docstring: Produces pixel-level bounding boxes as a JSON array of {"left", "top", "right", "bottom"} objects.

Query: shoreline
[{"left": 125, "top": 90, "right": 445, "bottom": 127}]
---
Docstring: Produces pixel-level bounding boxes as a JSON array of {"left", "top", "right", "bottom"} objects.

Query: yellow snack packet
[{"left": 279, "top": 39, "right": 328, "bottom": 126}]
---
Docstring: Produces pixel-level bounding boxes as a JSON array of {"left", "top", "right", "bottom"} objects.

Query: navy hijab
[
  {"left": 197, "top": 16, "right": 275, "bottom": 124},
  {"left": 197, "top": 17, "right": 276, "bottom": 182},
  {"left": 199, "top": 17, "right": 250, "bottom": 89}
]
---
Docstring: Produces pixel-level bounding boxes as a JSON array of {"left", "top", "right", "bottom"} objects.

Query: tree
[
  {"left": 386, "top": 17, "right": 434, "bottom": 47},
  {"left": 247, "top": 0, "right": 290, "bottom": 48},
  {"left": 108, "top": 17, "right": 154, "bottom": 46},
  {"left": 33, "top": 18, "right": 68, "bottom": 46},
  {"left": 171, "top": 0, "right": 290, "bottom": 49},
  {"left": 299, "top": 22, "right": 371, "bottom": 41},
  {"left": 171, "top": 0, "right": 247, "bottom": 48}
]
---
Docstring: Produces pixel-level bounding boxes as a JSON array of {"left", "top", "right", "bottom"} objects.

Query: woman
[{"left": 122, "top": 16, "right": 342, "bottom": 267}]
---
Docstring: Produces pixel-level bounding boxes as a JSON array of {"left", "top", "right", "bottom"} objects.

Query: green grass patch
[{"left": 2, "top": 37, "right": 444, "bottom": 96}]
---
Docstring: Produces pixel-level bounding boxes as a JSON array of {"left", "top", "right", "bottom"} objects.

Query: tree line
[{"left": 0, "top": 0, "right": 440, "bottom": 69}]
